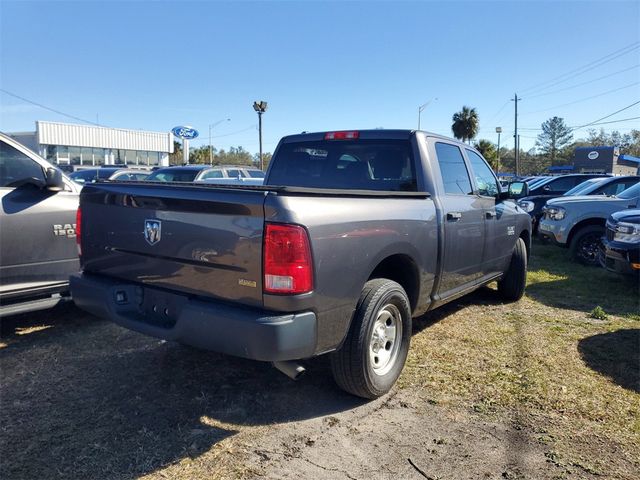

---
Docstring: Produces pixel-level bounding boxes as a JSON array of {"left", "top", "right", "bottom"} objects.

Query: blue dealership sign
[{"left": 172, "top": 126, "right": 199, "bottom": 140}]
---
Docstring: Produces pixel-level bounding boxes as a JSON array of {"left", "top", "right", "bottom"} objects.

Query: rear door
[{"left": 432, "top": 141, "right": 485, "bottom": 297}]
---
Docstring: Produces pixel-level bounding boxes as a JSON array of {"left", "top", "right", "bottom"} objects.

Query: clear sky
[{"left": 1, "top": 0, "right": 639, "bottom": 154}]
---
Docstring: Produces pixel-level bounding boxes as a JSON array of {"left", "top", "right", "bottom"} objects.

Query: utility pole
[
  {"left": 417, "top": 98, "right": 437, "bottom": 130},
  {"left": 209, "top": 125, "right": 213, "bottom": 164},
  {"left": 208, "top": 118, "right": 230, "bottom": 165},
  {"left": 495, "top": 127, "right": 502, "bottom": 174},
  {"left": 512, "top": 93, "right": 521, "bottom": 176}
]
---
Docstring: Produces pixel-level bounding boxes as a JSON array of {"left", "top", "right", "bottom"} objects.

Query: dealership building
[
  {"left": 7, "top": 120, "right": 174, "bottom": 167},
  {"left": 572, "top": 146, "right": 639, "bottom": 175}
]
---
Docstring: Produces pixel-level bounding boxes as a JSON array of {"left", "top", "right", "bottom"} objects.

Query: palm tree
[{"left": 451, "top": 106, "right": 479, "bottom": 144}]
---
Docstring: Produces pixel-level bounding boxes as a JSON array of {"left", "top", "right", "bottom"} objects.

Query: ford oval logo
[
  {"left": 587, "top": 151, "right": 599, "bottom": 160},
  {"left": 172, "top": 126, "right": 199, "bottom": 140}
]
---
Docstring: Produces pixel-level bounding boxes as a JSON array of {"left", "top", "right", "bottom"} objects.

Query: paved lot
[{"left": 1, "top": 244, "right": 638, "bottom": 479}]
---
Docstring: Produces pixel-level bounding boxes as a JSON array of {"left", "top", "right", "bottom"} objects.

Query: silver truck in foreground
[{"left": 70, "top": 130, "right": 531, "bottom": 398}]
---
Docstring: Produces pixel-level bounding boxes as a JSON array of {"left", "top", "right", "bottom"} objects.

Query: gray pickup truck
[
  {"left": 70, "top": 130, "right": 531, "bottom": 398},
  {"left": 0, "top": 133, "right": 79, "bottom": 316}
]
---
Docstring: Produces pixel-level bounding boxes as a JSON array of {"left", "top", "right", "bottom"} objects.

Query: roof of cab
[{"left": 279, "top": 129, "right": 474, "bottom": 149}]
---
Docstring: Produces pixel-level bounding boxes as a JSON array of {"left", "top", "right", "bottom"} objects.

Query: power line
[
  {"left": 519, "top": 82, "right": 640, "bottom": 116},
  {"left": 519, "top": 41, "right": 640, "bottom": 95},
  {"left": 0, "top": 88, "right": 101, "bottom": 126},
  {"left": 524, "top": 64, "right": 640, "bottom": 100},
  {"left": 578, "top": 116, "right": 640, "bottom": 127},
  {"left": 570, "top": 101, "right": 640, "bottom": 131},
  {"left": 189, "top": 124, "right": 258, "bottom": 143},
  {"left": 520, "top": 116, "right": 640, "bottom": 132}
]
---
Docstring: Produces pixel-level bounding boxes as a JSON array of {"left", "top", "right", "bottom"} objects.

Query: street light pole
[
  {"left": 208, "top": 118, "right": 230, "bottom": 164},
  {"left": 253, "top": 101, "right": 268, "bottom": 170},
  {"left": 417, "top": 98, "right": 437, "bottom": 130},
  {"left": 495, "top": 126, "right": 502, "bottom": 174}
]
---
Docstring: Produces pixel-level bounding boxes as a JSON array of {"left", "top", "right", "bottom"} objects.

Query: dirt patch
[{"left": 247, "top": 391, "right": 567, "bottom": 480}]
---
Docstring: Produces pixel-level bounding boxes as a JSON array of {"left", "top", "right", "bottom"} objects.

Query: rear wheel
[
  {"left": 569, "top": 225, "right": 605, "bottom": 266},
  {"left": 330, "top": 279, "right": 411, "bottom": 399},
  {"left": 497, "top": 237, "right": 527, "bottom": 302}
]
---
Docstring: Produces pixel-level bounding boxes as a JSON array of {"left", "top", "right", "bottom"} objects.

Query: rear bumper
[{"left": 70, "top": 273, "right": 317, "bottom": 361}]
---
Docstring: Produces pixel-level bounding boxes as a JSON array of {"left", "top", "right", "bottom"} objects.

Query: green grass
[{"left": 401, "top": 242, "right": 639, "bottom": 478}]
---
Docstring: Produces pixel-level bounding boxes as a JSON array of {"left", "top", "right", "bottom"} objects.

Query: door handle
[
  {"left": 486, "top": 210, "right": 497, "bottom": 219},
  {"left": 447, "top": 212, "right": 462, "bottom": 221}
]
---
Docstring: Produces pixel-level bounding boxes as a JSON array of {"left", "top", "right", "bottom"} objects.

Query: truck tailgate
[{"left": 80, "top": 183, "right": 266, "bottom": 307}]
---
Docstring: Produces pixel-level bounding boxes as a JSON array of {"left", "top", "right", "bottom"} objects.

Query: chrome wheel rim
[{"left": 369, "top": 303, "right": 402, "bottom": 376}]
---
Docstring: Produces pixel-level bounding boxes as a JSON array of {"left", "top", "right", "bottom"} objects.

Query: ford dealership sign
[
  {"left": 587, "top": 151, "right": 599, "bottom": 160},
  {"left": 172, "top": 126, "right": 199, "bottom": 140}
]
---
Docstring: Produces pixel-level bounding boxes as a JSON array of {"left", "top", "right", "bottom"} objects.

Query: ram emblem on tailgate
[{"left": 144, "top": 219, "right": 162, "bottom": 245}]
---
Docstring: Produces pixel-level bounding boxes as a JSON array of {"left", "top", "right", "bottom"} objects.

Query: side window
[
  {"left": 434, "top": 142, "right": 473, "bottom": 195},
  {"left": 0, "top": 141, "right": 45, "bottom": 187},
  {"left": 466, "top": 150, "right": 499, "bottom": 197},
  {"left": 226, "top": 169, "right": 241, "bottom": 178},
  {"left": 201, "top": 170, "right": 223, "bottom": 179},
  {"left": 546, "top": 176, "right": 576, "bottom": 193},
  {"left": 600, "top": 180, "right": 639, "bottom": 196}
]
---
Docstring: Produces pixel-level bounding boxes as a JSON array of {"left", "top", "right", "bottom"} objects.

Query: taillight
[
  {"left": 324, "top": 130, "right": 359, "bottom": 140},
  {"left": 263, "top": 223, "right": 313, "bottom": 294},
  {"left": 75, "top": 207, "right": 82, "bottom": 256}
]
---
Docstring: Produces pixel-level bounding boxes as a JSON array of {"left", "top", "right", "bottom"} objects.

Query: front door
[{"left": 464, "top": 148, "right": 516, "bottom": 277}]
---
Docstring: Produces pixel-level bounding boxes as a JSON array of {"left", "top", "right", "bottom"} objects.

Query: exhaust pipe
[{"left": 272, "top": 361, "right": 306, "bottom": 380}]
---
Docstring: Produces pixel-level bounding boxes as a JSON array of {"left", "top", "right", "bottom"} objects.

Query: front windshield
[
  {"left": 564, "top": 178, "right": 604, "bottom": 196},
  {"left": 617, "top": 182, "right": 640, "bottom": 200}
]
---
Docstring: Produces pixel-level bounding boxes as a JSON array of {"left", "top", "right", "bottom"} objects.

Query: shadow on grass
[
  {"left": 578, "top": 329, "right": 640, "bottom": 393},
  {"left": 0, "top": 308, "right": 366, "bottom": 480},
  {"left": 412, "top": 286, "right": 505, "bottom": 334},
  {"left": 526, "top": 242, "right": 639, "bottom": 317}
]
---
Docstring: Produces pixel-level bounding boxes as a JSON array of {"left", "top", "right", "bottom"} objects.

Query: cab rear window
[{"left": 267, "top": 140, "right": 417, "bottom": 191}]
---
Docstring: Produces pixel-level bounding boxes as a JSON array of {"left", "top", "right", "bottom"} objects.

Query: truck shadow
[
  {"left": 578, "top": 329, "right": 639, "bottom": 393},
  {"left": 0, "top": 307, "right": 365, "bottom": 479}
]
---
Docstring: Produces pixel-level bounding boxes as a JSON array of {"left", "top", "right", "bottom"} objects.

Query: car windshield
[
  {"left": 146, "top": 169, "right": 201, "bottom": 182},
  {"left": 564, "top": 178, "right": 604, "bottom": 196},
  {"left": 69, "top": 170, "right": 97, "bottom": 183},
  {"left": 617, "top": 182, "right": 640, "bottom": 200}
]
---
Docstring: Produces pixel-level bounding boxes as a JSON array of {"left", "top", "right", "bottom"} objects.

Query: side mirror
[
  {"left": 45, "top": 167, "right": 65, "bottom": 191},
  {"left": 504, "top": 181, "right": 529, "bottom": 199}
]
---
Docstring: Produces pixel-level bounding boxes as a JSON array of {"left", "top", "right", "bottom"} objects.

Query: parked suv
[
  {"left": 538, "top": 182, "right": 640, "bottom": 265},
  {"left": 199, "top": 165, "right": 265, "bottom": 180},
  {"left": 600, "top": 209, "right": 640, "bottom": 277},
  {"left": 517, "top": 174, "right": 608, "bottom": 231},
  {"left": 0, "top": 133, "right": 80, "bottom": 316}
]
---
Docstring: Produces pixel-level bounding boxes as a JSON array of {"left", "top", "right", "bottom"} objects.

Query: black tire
[
  {"left": 330, "top": 279, "right": 412, "bottom": 399},
  {"left": 497, "top": 237, "right": 527, "bottom": 302},
  {"left": 569, "top": 225, "right": 605, "bottom": 266}
]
